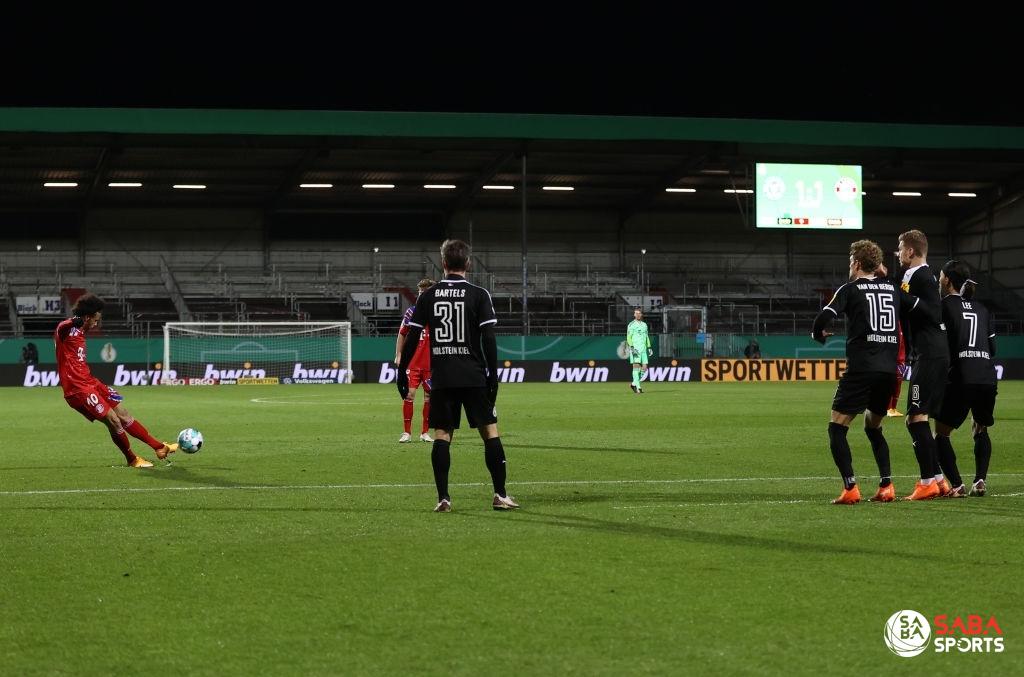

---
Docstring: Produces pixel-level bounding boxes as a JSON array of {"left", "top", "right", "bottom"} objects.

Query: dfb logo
[{"left": 884, "top": 610, "right": 931, "bottom": 658}]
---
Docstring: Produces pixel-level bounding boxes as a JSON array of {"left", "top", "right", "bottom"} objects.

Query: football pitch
[{"left": 2, "top": 382, "right": 1022, "bottom": 676}]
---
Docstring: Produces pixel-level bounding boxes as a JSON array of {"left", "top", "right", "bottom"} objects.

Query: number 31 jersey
[
  {"left": 407, "top": 274, "right": 498, "bottom": 388},
  {"left": 824, "top": 276, "right": 919, "bottom": 373}
]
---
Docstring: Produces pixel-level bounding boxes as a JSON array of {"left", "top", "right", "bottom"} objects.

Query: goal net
[
  {"left": 162, "top": 322, "right": 352, "bottom": 384},
  {"left": 659, "top": 305, "right": 710, "bottom": 358}
]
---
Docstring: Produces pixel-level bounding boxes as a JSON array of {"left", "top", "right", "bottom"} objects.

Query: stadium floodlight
[
  {"left": 542, "top": 186, "right": 574, "bottom": 191},
  {"left": 892, "top": 191, "right": 922, "bottom": 197},
  {"left": 482, "top": 185, "right": 515, "bottom": 190},
  {"left": 173, "top": 184, "right": 207, "bottom": 190},
  {"left": 108, "top": 182, "right": 143, "bottom": 188},
  {"left": 299, "top": 183, "right": 333, "bottom": 189},
  {"left": 424, "top": 184, "right": 457, "bottom": 189},
  {"left": 665, "top": 188, "right": 696, "bottom": 193},
  {"left": 362, "top": 184, "right": 395, "bottom": 189},
  {"left": 948, "top": 192, "right": 977, "bottom": 198},
  {"left": 43, "top": 182, "right": 78, "bottom": 187},
  {"left": 163, "top": 322, "right": 352, "bottom": 384}
]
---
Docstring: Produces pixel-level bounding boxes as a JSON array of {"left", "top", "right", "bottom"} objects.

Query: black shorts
[
  {"left": 936, "top": 383, "right": 997, "bottom": 429},
  {"left": 832, "top": 371, "right": 896, "bottom": 417},
  {"left": 907, "top": 357, "right": 949, "bottom": 417},
  {"left": 429, "top": 387, "right": 498, "bottom": 431}
]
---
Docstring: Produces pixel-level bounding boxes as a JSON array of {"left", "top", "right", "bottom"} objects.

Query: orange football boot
[
  {"left": 904, "top": 481, "right": 940, "bottom": 501},
  {"left": 832, "top": 485, "right": 862, "bottom": 505},
  {"left": 869, "top": 484, "right": 896, "bottom": 502}
]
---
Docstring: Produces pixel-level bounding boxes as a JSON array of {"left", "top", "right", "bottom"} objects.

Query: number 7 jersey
[
  {"left": 406, "top": 274, "right": 498, "bottom": 388},
  {"left": 942, "top": 295, "right": 996, "bottom": 385},
  {"left": 823, "top": 276, "right": 919, "bottom": 373}
]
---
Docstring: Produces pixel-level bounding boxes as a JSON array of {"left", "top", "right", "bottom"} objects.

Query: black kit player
[
  {"left": 894, "top": 229, "right": 952, "bottom": 500},
  {"left": 397, "top": 239, "right": 519, "bottom": 513},
  {"left": 812, "top": 240, "right": 921, "bottom": 504},
  {"left": 933, "top": 261, "right": 998, "bottom": 498}
]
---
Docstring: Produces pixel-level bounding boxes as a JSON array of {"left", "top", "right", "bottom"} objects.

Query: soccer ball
[{"left": 177, "top": 428, "right": 204, "bottom": 454}]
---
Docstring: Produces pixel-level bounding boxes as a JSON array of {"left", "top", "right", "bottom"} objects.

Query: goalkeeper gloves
[{"left": 396, "top": 369, "right": 409, "bottom": 400}]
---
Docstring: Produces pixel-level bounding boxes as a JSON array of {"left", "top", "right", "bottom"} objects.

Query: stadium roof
[{"left": 2, "top": 107, "right": 1023, "bottom": 223}]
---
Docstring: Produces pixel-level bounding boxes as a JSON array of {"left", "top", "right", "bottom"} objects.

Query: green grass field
[{"left": 2, "top": 382, "right": 1022, "bottom": 676}]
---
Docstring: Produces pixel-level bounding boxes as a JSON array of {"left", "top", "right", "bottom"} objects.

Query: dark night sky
[{"left": 0, "top": 33, "right": 1015, "bottom": 126}]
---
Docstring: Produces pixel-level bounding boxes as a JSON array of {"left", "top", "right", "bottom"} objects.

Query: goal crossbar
[{"left": 162, "top": 321, "right": 352, "bottom": 383}]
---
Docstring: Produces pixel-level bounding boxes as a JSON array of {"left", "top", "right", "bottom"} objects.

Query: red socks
[
  {"left": 125, "top": 419, "right": 163, "bottom": 451},
  {"left": 403, "top": 400, "right": 414, "bottom": 434},
  {"left": 889, "top": 377, "right": 903, "bottom": 410},
  {"left": 109, "top": 427, "right": 134, "bottom": 462},
  {"left": 421, "top": 399, "right": 430, "bottom": 435}
]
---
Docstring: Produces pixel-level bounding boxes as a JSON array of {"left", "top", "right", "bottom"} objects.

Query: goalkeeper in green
[{"left": 626, "top": 307, "right": 652, "bottom": 393}]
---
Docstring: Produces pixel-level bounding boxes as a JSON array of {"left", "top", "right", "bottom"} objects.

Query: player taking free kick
[{"left": 55, "top": 293, "right": 178, "bottom": 467}]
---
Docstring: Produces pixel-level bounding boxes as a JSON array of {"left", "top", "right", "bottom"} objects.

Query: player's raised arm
[
  {"left": 812, "top": 284, "right": 847, "bottom": 343},
  {"left": 811, "top": 309, "right": 835, "bottom": 344}
]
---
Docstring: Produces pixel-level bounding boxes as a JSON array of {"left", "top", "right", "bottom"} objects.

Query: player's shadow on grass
[
  {"left": 502, "top": 510, "right": 945, "bottom": 562},
  {"left": 520, "top": 443, "right": 681, "bottom": 456},
  {"left": 140, "top": 464, "right": 275, "bottom": 489}
]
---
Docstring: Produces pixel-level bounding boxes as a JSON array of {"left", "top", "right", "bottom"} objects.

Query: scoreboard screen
[{"left": 755, "top": 163, "right": 863, "bottom": 230}]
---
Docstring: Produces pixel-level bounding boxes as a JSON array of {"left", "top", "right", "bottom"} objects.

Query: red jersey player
[
  {"left": 887, "top": 324, "right": 907, "bottom": 417},
  {"left": 55, "top": 293, "right": 178, "bottom": 467},
  {"left": 878, "top": 260, "right": 907, "bottom": 417},
  {"left": 393, "top": 278, "right": 435, "bottom": 443}
]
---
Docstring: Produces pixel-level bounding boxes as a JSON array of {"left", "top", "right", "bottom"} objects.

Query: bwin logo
[{"left": 549, "top": 362, "right": 609, "bottom": 383}]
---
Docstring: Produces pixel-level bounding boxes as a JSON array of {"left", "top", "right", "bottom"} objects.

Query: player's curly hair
[
  {"left": 849, "top": 240, "right": 883, "bottom": 273},
  {"left": 418, "top": 278, "right": 436, "bottom": 290},
  {"left": 72, "top": 292, "right": 105, "bottom": 317},
  {"left": 440, "top": 239, "right": 470, "bottom": 271}
]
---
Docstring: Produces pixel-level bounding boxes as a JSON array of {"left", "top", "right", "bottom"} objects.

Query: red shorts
[
  {"left": 65, "top": 383, "right": 122, "bottom": 422},
  {"left": 406, "top": 368, "right": 431, "bottom": 394}
]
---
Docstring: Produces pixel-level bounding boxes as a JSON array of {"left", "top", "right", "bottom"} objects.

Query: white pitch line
[
  {"left": 2, "top": 474, "right": 1023, "bottom": 498},
  {"left": 615, "top": 499, "right": 815, "bottom": 509},
  {"left": 614, "top": 491, "right": 1024, "bottom": 509}
]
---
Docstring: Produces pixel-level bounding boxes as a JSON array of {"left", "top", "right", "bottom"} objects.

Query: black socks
[
  {"left": 828, "top": 422, "right": 855, "bottom": 489},
  {"left": 864, "top": 426, "right": 891, "bottom": 486},
  {"left": 935, "top": 434, "right": 963, "bottom": 487},
  {"left": 908, "top": 421, "right": 937, "bottom": 480},
  {"left": 483, "top": 436, "right": 507, "bottom": 497},
  {"left": 431, "top": 439, "right": 451, "bottom": 502},
  {"left": 974, "top": 430, "right": 992, "bottom": 482}
]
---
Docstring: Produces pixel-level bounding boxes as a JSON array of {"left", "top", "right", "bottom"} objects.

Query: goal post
[{"left": 162, "top": 322, "right": 352, "bottom": 384}]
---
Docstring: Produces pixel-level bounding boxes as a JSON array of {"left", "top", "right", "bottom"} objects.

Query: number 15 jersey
[
  {"left": 824, "top": 276, "right": 919, "bottom": 373},
  {"left": 407, "top": 274, "right": 498, "bottom": 388}
]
